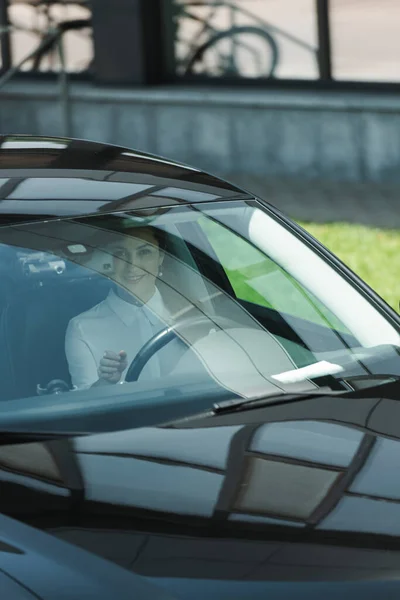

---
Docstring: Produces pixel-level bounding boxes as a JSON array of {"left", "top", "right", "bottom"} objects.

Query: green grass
[
  {"left": 200, "top": 217, "right": 351, "bottom": 330},
  {"left": 200, "top": 216, "right": 399, "bottom": 325},
  {"left": 298, "top": 222, "right": 400, "bottom": 312}
]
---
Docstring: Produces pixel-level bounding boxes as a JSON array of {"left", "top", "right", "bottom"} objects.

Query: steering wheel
[{"left": 124, "top": 315, "right": 244, "bottom": 383}]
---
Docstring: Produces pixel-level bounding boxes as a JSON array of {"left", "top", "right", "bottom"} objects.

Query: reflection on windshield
[{"left": 0, "top": 200, "right": 398, "bottom": 404}]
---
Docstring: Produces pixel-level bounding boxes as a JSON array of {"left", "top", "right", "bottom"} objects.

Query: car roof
[{"left": 0, "top": 135, "right": 249, "bottom": 226}]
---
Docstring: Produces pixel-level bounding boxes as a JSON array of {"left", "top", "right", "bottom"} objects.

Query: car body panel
[
  {"left": 2, "top": 394, "right": 400, "bottom": 598},
  {"left": 0, "top": 513, "right": 177, "bottom": 599}
]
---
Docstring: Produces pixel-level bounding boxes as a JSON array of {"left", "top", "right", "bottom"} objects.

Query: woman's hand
[{"left": 97, "top": 350, "right": 128, "bottom": 384}]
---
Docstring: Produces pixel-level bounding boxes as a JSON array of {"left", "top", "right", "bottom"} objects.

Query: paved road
[{"left": 228, "top": 174, "right": 400, "bottom": 228}]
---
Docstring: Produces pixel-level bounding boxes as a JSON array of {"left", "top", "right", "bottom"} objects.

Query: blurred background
[{"left": 0, "top": 0, "right": 398, "bottom": 309}]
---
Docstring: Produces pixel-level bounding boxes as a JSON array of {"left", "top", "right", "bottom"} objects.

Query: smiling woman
[
  {"left": 109, "top": 226, "right": 167, "bottom": 303},
  {"left": 65, "top": 224, "right": 171, "bottom": 390}
]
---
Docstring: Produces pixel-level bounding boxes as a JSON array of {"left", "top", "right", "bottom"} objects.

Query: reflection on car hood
[
  {"left": 3, "top": 392, "right": 400, "bottom": 598},
  {"left": 0, "top": 513, "right": 175, "bottom": 599}
]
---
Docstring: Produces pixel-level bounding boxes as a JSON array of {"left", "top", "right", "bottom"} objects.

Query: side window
[{"left": 199, "top": 217, "right": 349, "bottom": 333}]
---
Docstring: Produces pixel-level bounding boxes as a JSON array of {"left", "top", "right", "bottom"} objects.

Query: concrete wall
[{"left": 1, "top": 81, "right": 400, "bottom": 184}]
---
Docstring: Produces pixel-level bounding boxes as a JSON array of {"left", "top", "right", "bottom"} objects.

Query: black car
[{"left": 1, "top": 135, "right": 400, "bottom": 599}]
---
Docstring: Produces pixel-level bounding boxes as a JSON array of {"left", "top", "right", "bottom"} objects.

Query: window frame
[
  {"left": 181, "top": 203, "right": 360, "bottom": 351},
  {"left": 255, "top": 198, "right": 400, "bottom": 332}
]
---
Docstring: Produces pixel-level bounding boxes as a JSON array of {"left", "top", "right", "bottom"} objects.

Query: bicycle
[{"left": 171, "top": 0, "right": 317, "bottom": 79}]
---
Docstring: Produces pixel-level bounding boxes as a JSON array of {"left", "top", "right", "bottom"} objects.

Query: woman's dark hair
[
  {"left": 86, "top": 214, "right": 168, "bottom": 252},
  {"left": 124, "top": 225, "right": 168, "bottom": 252}
]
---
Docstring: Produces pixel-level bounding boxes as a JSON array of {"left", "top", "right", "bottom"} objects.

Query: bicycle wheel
[{"left": 184, "top": 25, "right": 279, "bottom": 78}]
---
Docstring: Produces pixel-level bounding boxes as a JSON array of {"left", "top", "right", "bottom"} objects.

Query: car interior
[{"left": 0, "top": 206, "right": 395, "bottom": 404}]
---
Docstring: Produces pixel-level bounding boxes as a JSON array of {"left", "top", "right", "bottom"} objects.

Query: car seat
[{"left": 0, "top": 275, "right": 111, "bottom": 401}]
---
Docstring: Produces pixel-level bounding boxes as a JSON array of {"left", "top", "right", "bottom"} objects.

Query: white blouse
[{"left": 65, "top": 288, "right": 175, "bottom": 389}]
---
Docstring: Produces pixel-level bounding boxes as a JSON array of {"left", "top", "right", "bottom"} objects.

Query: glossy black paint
[
  {"left": 2, "top": 392, "right": 400, "bottom": 599},
  {"left": 0, "top": 135, "right": 246, "bottom": 224},
  {"left": 1, "top": 135, "right": 400, "bottom": 599}
]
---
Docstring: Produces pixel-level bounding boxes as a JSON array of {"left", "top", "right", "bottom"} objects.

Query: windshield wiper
[
  {"left": 212, "top": 374, "right": 400, "bottom": 415},
  {"left": 212, "top": 390, "right": 338, "bottom": 414},
  {"left": 0, "top": 430, "right": 82, "bottom": 445}
]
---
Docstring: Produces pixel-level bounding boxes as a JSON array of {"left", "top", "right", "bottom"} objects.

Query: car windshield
[{"left": 0, "top": 199, "right": 399, "bottom": 409}]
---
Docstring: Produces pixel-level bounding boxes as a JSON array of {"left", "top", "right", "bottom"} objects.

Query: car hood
[
  {"left": 2, "top": 390, "right": 400, "bottom": 598},
  {"left": 0, "top": 513, "right": 176, "bottom": 600}
]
